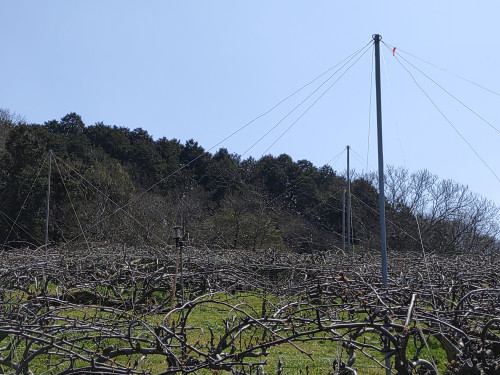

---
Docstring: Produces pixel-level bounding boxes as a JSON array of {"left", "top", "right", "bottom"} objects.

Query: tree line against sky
[{"left": 0, "top": 110, "right": 498, "bottom": 254}]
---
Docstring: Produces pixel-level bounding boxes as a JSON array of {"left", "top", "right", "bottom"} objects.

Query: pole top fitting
[{"left": 372, "top": 34, "right": 382, "bottom": 42}]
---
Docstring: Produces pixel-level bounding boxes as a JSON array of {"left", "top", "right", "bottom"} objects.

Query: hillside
[{"left": 0, "top": 111, "right": 499, "bottom": 254}]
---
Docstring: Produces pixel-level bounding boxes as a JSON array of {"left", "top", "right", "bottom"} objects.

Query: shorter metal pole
[
  {"left": 170, "top": 226, "right": 186, "bottom": 357},
  {"left": 43, "top": 150, "right": 52, "bottom": 295},
  {"left": 342, "top": 189, "right": 346, "bottom": 252},
  {"left": 45, "top": 150, "right": 52, "bottom": 250},
  {"left": 179, "top": 239, "right": 184, "bottom": 308},
  {"left": 179, "top": 238, "right": 186, "bottom": 358},
  {"left": 167, "top": 239, "right": 181, "bottom": 325},
  {"left": 346, "top": 146, "right": 352, "bottom": 260}
]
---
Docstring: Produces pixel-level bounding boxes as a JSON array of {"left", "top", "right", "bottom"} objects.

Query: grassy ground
[
  {"left": 3, "top": 285, "right": 448, "bottom": 374},
  {"left": 144, "top": 292, "right": 447, "bottom": 374}
]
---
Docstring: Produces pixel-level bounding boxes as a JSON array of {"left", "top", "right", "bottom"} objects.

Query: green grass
[
  {"left": 147, "top": 292, "right": 447, "bottom": 374},
  {"left": 1, "top": 287, "right": 449, "bottom": 374}
]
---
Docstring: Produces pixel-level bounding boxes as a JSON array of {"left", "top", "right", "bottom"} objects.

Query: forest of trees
[{"left": 0, "top": 109, "right": 499, "bottom": 254}]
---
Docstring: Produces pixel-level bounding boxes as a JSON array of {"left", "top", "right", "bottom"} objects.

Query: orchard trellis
[{"left": 0, "top": 245, "right": 499, "bottom": 374}]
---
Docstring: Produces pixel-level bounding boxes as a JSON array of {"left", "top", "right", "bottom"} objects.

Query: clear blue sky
[{"left": 2, "top": 1, "right": 500, "bottom": 206}]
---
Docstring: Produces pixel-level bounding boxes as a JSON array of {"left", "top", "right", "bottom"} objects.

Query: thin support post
[
  {"left": 167, "top": 241, "right": 180, "bottom": 325},
  {"left": 179, "top": 239, "right": 184, "bottom": 307},
  {"left": 179, "top": 237, "right": 186, "bottom": 358},
  {"left": 342, "top": 189, "right": 346, "bottom": 252},
  {"left": 346, "top": 145, "right": 352, "bottom": 260},
  {"left": 45, "top": 150, "right": 52, "bottom": 250},
  {"left": 373, "top": 34, "right": 388, "bottom": 286}
]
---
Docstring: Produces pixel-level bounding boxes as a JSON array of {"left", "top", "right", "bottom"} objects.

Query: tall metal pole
[
  {"left": 346, "top": 145, "right": 352, "bottom": 259},
  {"left": 373, "top": 34, "right": 388, "bottom": 286},
  {"left": 45, "top": 150, "right": 52, "bottom": 250},
  {"left": 373, "top": 33, "right": 391, "bottom": 375}
]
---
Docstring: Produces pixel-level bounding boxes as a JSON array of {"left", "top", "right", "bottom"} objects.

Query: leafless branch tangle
[{"left": 0, "top": 246, "right": 499, "bottom": 374}]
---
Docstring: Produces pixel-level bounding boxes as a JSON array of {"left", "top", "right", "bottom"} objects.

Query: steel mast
[{"left": 373, "top": 34, "right": 388, "bottom": 286}]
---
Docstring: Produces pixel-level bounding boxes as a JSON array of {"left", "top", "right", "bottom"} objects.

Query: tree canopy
[{"left": 0, "top": 110, "right": 498, "bottom": 253}]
